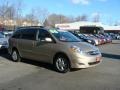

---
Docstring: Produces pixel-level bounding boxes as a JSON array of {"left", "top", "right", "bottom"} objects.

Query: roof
[
  {"left": 103, "top": 25, "right": 120, "bottom": 31},
  {"left": 17, "top": 26, "right": 45, "bottom": 29}
]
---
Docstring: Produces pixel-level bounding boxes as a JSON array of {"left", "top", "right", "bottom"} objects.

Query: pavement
[{"left": 0, "top": 40, "right": 120, "bottom": 90}]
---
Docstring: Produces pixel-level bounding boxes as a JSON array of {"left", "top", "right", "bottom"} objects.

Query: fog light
[{"left": 96, "top": 57, "right": 101, "bottom": 62}]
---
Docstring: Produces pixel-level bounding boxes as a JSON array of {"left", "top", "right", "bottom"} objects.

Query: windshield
[
  {"left": 49, "top": 29, "right": 81, "bottom": 42},
  {"left": 0, "top": 33, "right": 5, "bottom": 38}
]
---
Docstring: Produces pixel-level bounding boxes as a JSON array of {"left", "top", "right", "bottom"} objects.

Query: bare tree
[
  {"left": 59, "top": 15, "right": 70, "bottom": 23},
  {"left": 0, "top": 0, "right": 23, "bottom": 26},
  {"left": 46, "top": 14, "right": 70, "bottom": 27},
  {"left": 0, "top": 0, "right": 10, "bottom": 21},
  {"left": 5, "top": 5, "right": 16, "bottom": 20},
  {"left": 25, "top": 9, "right": 37, "bottom": 26},
  {"left": 114, "top": 21, "right": 120, "bottom": 26},
  {"left": 35, "top": 8, "right": 49, "bottom": 26},
  {"left": 14, "top": 0, "right": 23, "bottom": 26},
  {"left": 75, "top": 16, "right": 81, "bottom": 21},
  {"left": 75, "top": 14, "right": 88, "bottom": 22},
  {"left": 46, "top": 14, "right": 58, "bottom": 27},
  {"left": 92, "top": 13, "right": 100, "bottom": 22},
  {"left": 43, "top": 19, "right": 50, "bottom": 27},
  {"left": 81, "top": 15, "right": 88, "bottom": 21},
  {"left": 24, "top": 8, "right": 49, "bottom": 26},
  {"left": 0, "top": 0, "right": 17, "bottom": 29},
  {"left": 68, "top": 16, "right": 75, "bottom": 22}
]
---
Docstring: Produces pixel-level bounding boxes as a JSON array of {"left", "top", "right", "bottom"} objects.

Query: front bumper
[
  {"left": 70, "top": 53, "right": 102, "bottom": 68},
  {"left": 0, "top": 44, "right": 8, "bottom": 49}
]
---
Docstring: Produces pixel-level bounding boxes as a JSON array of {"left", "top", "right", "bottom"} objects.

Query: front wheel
[
  {"left": 54, "top": 55, "right": 70, "bottom": 73},
  {"left": 11, "top": 50, "right": 21, "bottom": 62}
]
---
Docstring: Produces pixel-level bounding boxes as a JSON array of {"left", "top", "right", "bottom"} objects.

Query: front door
[{"left": 32, "top": 29, "right": 56, "bottom": 63}]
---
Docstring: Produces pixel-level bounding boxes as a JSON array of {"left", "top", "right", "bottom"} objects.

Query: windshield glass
[
  {"left": 49, "top": 29, "right": 81, "bottom": 42},
  {"left": 0, "top": 33, "right": 5, "bottom": 38}
]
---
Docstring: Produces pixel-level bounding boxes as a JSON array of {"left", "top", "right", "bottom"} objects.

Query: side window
[
  {"left": 21, "top": 29, "right": 37, "bottom": 40},
  {"left": 12, "top": 30, "right": 21, "bottom": 39},
  {"left": 38, "top": 29, "right": 52, "bottom": 41}
]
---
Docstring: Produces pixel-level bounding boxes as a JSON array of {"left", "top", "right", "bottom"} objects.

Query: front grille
[{"left": 89, "top": 61, "right": 100, "bottom": 65}]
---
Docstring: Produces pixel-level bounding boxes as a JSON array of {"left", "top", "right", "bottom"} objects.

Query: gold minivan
[{"left": 8, "top": 26, "right": 102, "bottom": 73}]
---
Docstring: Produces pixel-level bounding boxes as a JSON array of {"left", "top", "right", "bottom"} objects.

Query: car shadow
[
  {"left": 0, "top": 50, "right": 56, "bottom": 72},
  {"left": 102, "top": 53, "right": 120, "bottom": 60},
  {"left": 112, "top": 42, "right": 120, "bottom": 44},
  {"left": 0, "top": 50, "right": 83, "bottom": 73},
  {"left": 112, "top": 40, "right": 120, "bottom": 44},
  {"left": 22, "top": 59, "right": 55, "bottom": 72},
  {"left": 0, "top": 49, "right": 11, "bottom": 60}
]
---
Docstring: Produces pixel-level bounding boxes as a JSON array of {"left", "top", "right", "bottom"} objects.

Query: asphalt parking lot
[{"left": 0, "top": 40, "right": 120, "bottom": 90}]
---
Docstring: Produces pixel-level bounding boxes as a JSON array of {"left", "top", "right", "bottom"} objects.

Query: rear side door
[
  {"left": 9, "top": 30, "right": 22, "bottom": 54},
  {"left": 19, "top": 29, "right": 38, "bottom": 59}
]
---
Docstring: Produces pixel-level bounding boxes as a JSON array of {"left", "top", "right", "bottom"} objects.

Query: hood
[
  {"left": 0, "top": 37, "right": 8, "bottom": 43},
  {"left": 66, "top": 42, "right": 98, "bottom": 52}
]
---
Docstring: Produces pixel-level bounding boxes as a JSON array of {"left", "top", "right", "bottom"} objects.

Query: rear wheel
[
  {"left": 54, "top": 55, "right": 70, "bottom": 73},
  {"left": 11, "top": 49, "right": 21, "bottom": 62}
]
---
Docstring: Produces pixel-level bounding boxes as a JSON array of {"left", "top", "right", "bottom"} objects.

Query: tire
[
  {"left": 11, "top": 49, "right": 21, "bottom": 62},
  {"left": 54, "top": 55, "right": 70, "bottom": 73}
]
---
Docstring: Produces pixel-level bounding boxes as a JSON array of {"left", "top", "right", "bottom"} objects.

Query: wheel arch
[
  {"left": 11, "top": 47, "right": 21, "bottom": 57},
  {"left": 53, "top": 52, "right": 71, "bottom": 68}
]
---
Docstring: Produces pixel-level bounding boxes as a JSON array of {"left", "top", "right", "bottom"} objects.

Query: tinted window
[
  {"left": 21, "top": 29, "right": 37, "bottom": 40},
  {"left": 38, "top": 29, "right": 51, "bottom": 41},
  {"left": 0, "top": 33, "right": 5, "bottom": 38},
  {"left": 12, "top": 30, "right": 21, "bottom": 39}
]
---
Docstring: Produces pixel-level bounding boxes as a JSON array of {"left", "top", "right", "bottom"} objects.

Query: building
[
  {"left": 103, "top": 25, "right": 120, "bottom": 34},
  {"left": 55, "top": 21, "right": 103, "bottom": 30},
  {"left": 0, "top": 19, "right": 41, "bottom": 31},
  {"left": 55, "top": 21, "right": 120, "bottom": 34}
]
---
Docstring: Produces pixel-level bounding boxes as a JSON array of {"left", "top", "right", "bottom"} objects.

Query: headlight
[
  {"left": 87, "top": 50, "right": 100, "bottom": 55},
  {"left": 70, "top": 46, "right": 83, "bottom": 54},
  {"left": 87, "top": 40, "right": 92, "bottom": 43},
  {"left": 95, "top": 39, "right": 99, "bottom": 44}
]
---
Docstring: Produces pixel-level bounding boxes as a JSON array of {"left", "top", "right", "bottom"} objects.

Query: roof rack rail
[{"left": 17, "top": 26, "right": 45, "bottom": 29}]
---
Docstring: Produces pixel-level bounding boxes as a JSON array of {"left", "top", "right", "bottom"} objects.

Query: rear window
[
  {"left": 21, "top": 29, "right": 37, "bottom": 40},
  {"left": 12, "top": 29, "right": 37, "bottom": 40},
  {"left": 12, "top": 30, "right": 21, "bottom": 39}
]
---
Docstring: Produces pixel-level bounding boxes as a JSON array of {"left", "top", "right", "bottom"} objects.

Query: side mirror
[{"left": 45, "top": 37, "right": 52, "bottom": 42}]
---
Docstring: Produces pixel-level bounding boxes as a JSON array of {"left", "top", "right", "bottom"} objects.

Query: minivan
[{"left": 8, "top": 26, "right": 102, "bottom": 73}]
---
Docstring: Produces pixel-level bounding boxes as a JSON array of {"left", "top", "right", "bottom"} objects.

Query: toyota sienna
[{"left": 8, "top": 26, "right": 102, "bottom": 73}]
